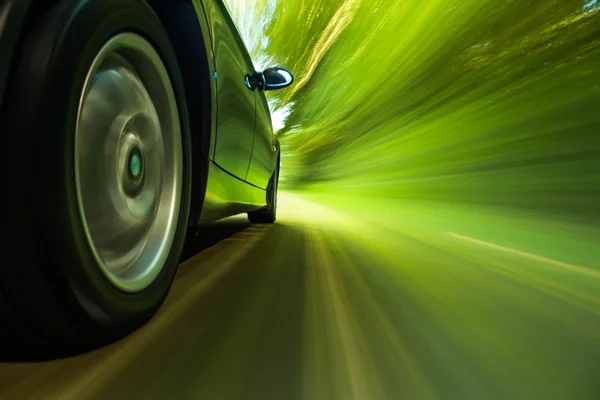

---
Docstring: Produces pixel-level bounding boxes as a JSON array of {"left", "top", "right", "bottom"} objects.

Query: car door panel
[{"left": 205, "top": 0, "right": 256, "bottom": 180}]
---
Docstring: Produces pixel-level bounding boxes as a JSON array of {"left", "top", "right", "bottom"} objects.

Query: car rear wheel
[
  {"left": 248, "top": 159, "right": 279, "bottom": 224},
  {"left": 0, "top": 0, "right": 191, "bottom": 359}
]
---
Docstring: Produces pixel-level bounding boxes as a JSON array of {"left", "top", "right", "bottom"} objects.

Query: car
[{"left": 0, "top": 0, "right": 293, "bottom": 357}]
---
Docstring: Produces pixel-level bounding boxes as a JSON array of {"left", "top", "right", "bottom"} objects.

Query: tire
[
  {"left": 248, "top": 158, "right": 279, "bottom": 224},
  {"left": 0, "top": 0, "right": 192, "bottom": 359}
]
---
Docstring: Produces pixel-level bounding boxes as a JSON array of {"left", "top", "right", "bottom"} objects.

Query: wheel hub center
[
  {"left": 128, "top": 148, "right": 143, "bottom": 180},
  {"left": 122, "top": 141, "right": 146, "bottom": 197}
]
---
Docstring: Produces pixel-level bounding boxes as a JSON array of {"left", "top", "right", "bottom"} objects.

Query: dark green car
[{"left": 0, "top": 0, "right": 293, "bottom": 357}]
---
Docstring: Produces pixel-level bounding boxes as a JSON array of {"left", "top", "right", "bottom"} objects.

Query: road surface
[{"left": 0, "top": 193, "right": 598, "bottom": 399}]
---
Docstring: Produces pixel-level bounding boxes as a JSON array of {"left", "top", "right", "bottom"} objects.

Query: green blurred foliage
[{"left": 225, "top": 0, "right": 600, "bottom": 221}]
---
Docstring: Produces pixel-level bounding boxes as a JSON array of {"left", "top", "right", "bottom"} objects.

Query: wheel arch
[{"left": 145, "top": 0, "right": 217, "bottom": 227}]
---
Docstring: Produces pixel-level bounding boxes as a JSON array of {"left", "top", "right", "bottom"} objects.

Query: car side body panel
[{"left": 203, "top": 0, "right": 257, "bottom": 181}]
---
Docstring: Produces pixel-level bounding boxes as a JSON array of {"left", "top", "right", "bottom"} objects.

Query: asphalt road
[{"left": 0, "top": 193, "right": 598, "bottom": 400}]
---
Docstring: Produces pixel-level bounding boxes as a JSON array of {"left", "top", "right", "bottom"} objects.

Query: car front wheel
[{"left": 0, "top": 0, "right": 191, "bottom": 359}]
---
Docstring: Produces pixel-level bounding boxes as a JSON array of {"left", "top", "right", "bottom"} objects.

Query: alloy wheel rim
[{"left": 75, "top": 33, "right": 182, "bottom": 292}]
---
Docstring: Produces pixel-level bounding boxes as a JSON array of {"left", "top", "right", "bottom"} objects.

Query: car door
[
  {"left": 246, "top": 92, "right": 276, "bottom": 189},
  {"left": 206, "top": 0, "right": 256, "bottom": 180}
]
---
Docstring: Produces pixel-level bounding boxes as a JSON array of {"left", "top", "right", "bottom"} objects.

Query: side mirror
[{"left": 262, "top": 67, "right": 294, "bottom": 91}]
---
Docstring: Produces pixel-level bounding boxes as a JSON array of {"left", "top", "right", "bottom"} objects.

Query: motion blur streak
[{"left": 1, "top": 194, "right": 598, "bottom": 399}]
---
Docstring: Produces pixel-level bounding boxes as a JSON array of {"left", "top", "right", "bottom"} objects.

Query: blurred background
[{"left": 1, "top": 1, "right": 599, "bottom": 399}]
